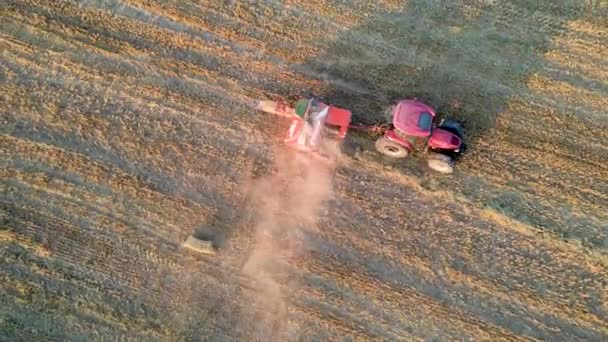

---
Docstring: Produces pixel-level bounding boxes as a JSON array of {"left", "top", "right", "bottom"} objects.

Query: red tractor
[
  {"left": 373, "top": 99, "right": 465, "bottom": 173},
  {"left": 254, "top": 97, "right": 464, "bottom": 173}
]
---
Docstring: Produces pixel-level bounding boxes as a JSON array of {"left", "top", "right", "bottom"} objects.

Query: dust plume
[{"left": 237, "top": 140, "right": 340, "bottom": 340}]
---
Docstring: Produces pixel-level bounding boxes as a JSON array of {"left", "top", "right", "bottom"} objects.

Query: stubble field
[{"left": 1, "top": 0, "right": 608, "bottom": 341}]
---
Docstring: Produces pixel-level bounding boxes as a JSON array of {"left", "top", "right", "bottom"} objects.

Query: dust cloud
[{"left": 237, "top": 139, "right": 341, "bottom": 340}]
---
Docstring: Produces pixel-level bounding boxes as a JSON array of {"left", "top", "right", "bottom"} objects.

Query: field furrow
[{"left": 2, "top": 0, "right": 607, "bottom": 340}]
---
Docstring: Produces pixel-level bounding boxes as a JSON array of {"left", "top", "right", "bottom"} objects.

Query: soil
[{"left": 1, "top": 0, "right": 607, "bottom": 340}]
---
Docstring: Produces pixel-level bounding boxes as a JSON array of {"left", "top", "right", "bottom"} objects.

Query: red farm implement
[{"left": 255, "top": 97, "right": 465, "bottom": 173}]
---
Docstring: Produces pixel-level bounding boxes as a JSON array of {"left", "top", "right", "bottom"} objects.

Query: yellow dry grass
[{"left": 1, "top": 0, "right": 607, "bottom": 340}]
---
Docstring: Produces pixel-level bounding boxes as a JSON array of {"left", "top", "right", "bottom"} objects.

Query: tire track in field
[{"left": 3, "top": 166, "right": 388, "bottom": 339}]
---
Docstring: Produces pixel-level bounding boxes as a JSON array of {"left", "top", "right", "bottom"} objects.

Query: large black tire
[
  {"left": 427, "top": 153, "right": 454, "bottom": 174},
  {"left": 439, "top": 119, "right": 464, "bottom": 138},
  {"left": 375, "top": 137, "right": 408, "bottom": 159}
]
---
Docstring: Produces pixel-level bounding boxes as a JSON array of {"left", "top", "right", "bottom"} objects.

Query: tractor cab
[{"left": 391, "top": 100, "right": 436, "bottom": 152}]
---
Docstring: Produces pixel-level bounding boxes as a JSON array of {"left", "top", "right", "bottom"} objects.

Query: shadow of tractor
[{"left": 297, "top": 0, "right": 590, "bottom": 142}]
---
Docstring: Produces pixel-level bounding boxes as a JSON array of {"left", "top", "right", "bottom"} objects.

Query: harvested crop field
[{"left": 1, "top": 0, "right": 608, "bottom": 340}]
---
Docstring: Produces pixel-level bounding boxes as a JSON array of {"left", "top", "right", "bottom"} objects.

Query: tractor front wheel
[
  {"left": 427, "top": 153, "right": 454, "bottom": 173},
  {"left": 375, "top": 137, "right": 408, "bottom": 159}
]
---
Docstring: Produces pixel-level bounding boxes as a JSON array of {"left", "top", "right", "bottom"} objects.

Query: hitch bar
[{"left": 347, "top": 123, "right": 390, "bottom": 135}]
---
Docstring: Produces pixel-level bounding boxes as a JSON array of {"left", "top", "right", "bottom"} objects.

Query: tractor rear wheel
[
  {"left": 375, "top": 137, "right": 408, "bottom": 158},
  {"left": 439, "top": 119, "right": 464, "bottom": 138},
  {"left": 427, "top": 153, "right": 454, "bottom": 173}
]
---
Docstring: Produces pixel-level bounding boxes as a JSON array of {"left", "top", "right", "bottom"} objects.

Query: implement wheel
[{"left": 375, "top": 137, "right": 408, "bottom": 159}]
